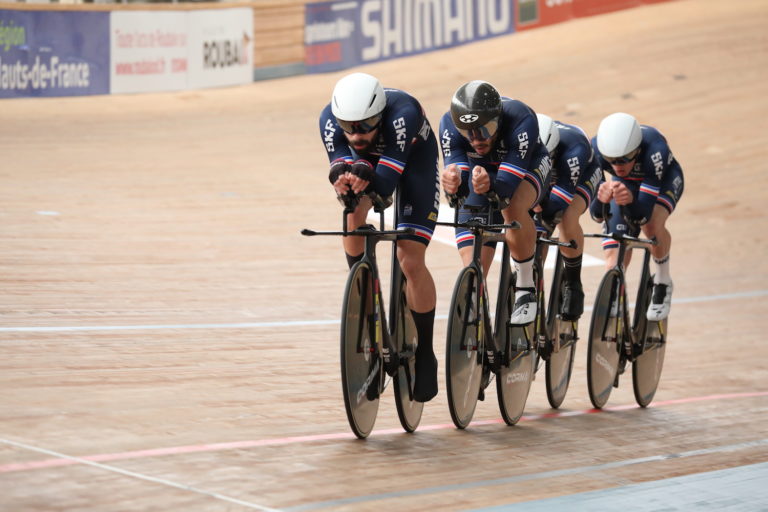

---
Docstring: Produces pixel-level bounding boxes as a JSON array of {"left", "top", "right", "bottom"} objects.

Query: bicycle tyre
[
  {"left": 587, "top": 269, "right": 623, "bottom": 409},
  {"left": 545, "top": 259, "right": 577, "bottom": 409},
  {"left": 632, "top": 275, "right": 667, "bottom": 407},
  {"left": 496, "top": 273, "right": 536, "bottom": 425},
  {"left": 392, "top": 271, "right": 423, "bottom": 432},
  {"left": 445, "top": 266, "right": 484, "bottom": 429},
  {"left": 340, "top": 262, "right": 382, "bottom": 439}
]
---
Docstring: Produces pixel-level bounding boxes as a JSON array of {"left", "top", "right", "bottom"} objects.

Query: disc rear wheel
[
  {"left": 632, "top": 276, "right": 667, "bottom": 407},
  {"left": 392, "top": 272, "right": 423, "bottom": 432},
  {"left": 496, "top": 276, "right": 535, "bottom": 425}
]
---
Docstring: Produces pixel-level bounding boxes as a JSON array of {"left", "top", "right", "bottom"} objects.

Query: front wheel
[
  {"left": 392, "top": 270, "right": 423, "bottom": 432},
  {"left": 445, "top": 267, "right": 485, "bottom": 429},
  {"left": 340, "top": 262, "right": 382, "bottom": 439},
  {"left": 632, "top": 276, "right": 667, "bottom": 407},
  {"left": 586, "top": 270, "right": 623, "bottom": 409}
]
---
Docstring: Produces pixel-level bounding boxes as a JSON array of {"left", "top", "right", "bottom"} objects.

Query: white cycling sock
[
  {"left": 653, "top": 254, "right": 671, "bottom": 285},
  {"left": 513, "top": 255, "right": 535, "bottom": 290}
]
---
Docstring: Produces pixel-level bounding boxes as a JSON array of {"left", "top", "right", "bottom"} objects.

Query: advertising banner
[
  {"left": 111, "top": 9, "right": 253, "bottom": 94},
  {"left": 111, "top": 11, "right": 188, "bottom": 94},
  {"left": 0, "top": 10, "right": 109, "bottom": 98},
  {"left": 187, "top": 9, "right": 253, "bottom": 90},
  {"left": 305, "top": 0, "right": 517, "bottom": 73}
]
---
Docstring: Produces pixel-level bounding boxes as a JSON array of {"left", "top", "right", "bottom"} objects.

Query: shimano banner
[
  {"left": 0, "top": 10, "right": 109, "bottom": 98},
  {"left": 305, "top": 0, "right": 515, "bottom": 73}
]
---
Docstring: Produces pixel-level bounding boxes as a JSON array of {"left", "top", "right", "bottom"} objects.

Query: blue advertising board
[
  {"left": 305, "top": 0, "right": 516, "bottom": 73},
  {"left": 0, "top": 10, "right": 109, "bottom": 98}
]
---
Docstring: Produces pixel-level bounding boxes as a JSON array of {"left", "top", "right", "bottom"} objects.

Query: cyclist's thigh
[
  {"left": 397, "top": 141, "right": 440, "bottom": 246},
  {"left": 656, "top": 163, "right": 684, "bottom": 214}
]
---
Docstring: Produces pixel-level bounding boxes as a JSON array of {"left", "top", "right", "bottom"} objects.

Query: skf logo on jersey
[{"left": 459, "top": 114, "right": 479, "bottom": 123}]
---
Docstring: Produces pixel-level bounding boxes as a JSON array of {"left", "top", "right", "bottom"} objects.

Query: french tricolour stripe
[
  {"left": 456, "top": 231, "right": 474, "bottom": 245},
  {"left": 379, "top": 156, "right": 405, "bottom": 174},
  {"left": 498, "top": 162, "right": 526, "bottom": 179},
  {"left": 399, "top": 223, "right": 433, "bottom": 241},
  {"left": 640, "top": 183, "right": 660, "bottom": 197},
  {"left": 551, "top": 186, "right": 573, "bottom": 204},
  {"left": 657, "top": 195, "right": 674, "bottom": 210}
]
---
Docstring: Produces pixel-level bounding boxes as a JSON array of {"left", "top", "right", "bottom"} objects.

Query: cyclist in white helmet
[
  {"left": 534, "top": 114, "right": 603, "bottom": 321},
  {"left": 319, "top": 72, "right": 441, "bottom": 402},
  {"left": 590, "top": 112, "right": 685, "bottom": 321}
]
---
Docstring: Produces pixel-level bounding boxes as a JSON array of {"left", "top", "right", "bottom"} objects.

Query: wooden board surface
[{"left": 1, "top": 0, "right": 767, "bottom": 510}]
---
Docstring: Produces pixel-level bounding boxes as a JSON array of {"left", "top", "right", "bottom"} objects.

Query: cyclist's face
[
  {"left": 344, "top": 129, "right": 378, "bottom": 154},
  {"left": 610, "top": 160, "right": 635, "bottom": 177},
  {"left": 470, "top": 133, "right": 497, "bottom": 156}
]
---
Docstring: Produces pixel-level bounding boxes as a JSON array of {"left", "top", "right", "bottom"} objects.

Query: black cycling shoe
[
  {"left": 560, "top": 282, "right": 584, "bottom": 321},
  {"left": 413, "top": 347, "right": 438, "bottom": 403}
]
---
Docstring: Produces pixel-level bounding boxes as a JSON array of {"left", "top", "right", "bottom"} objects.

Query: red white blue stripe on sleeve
[
  {"left": 498, "top": 162, "right": 526, "bottom": 179},
  {"left": 379, "top": 156, "right": 406, "bottom": 174},
  {"left": 398, "top": 223, "right": 434, "bottom": 241},
  {"left": 550, "top": 185, "right": 574, "bottom": 204},
  {"left": 639, "top": 183, "right": 660, "bottom": 197},
  {"left": 455, "top": 162, "right": 471, "bottom": 172}
]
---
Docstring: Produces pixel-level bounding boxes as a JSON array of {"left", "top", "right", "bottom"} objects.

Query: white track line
[
  {"left": 0, "top": 437, "right": 281, "bottom": 512},
  {"left": 0, "top": 289, "right": 765, "bottom": 333}
]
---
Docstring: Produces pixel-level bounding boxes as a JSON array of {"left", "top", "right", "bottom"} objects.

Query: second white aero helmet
[
  {"left": 596, "top": 112, "right": 642, "bottom": 158},
  {"left": 331, "top": 73, "right": 386, "bottom": 133},
  {"left": 536, "top": 113, "right": 560, "bottom": 154}
]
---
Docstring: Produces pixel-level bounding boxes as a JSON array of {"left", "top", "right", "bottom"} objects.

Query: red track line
[{"left": 1, "top": 391, "right": 766, "bottom": 474}]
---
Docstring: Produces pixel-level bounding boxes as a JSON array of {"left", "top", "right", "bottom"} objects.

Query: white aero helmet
[
  {"left": 596, "top": 112, "right": 642, "bottom": 158},
  {"left": 331, "top": 72, "right": 386, "bottom": 124},
  {"left": 536, "top": 113, "right": 560, "bottom": 154}
]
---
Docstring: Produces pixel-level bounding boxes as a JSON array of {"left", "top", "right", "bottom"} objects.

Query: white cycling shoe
[
  {"left": 646, "top": 281, "right": 673, "bottom": 321},
  {"left": 510, "top": 289, "right": 537, "bottom": 325}
]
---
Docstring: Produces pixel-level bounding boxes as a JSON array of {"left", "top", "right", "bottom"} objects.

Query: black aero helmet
[{"left": 450, "top": 80, "right": 502, "bottom": 141}]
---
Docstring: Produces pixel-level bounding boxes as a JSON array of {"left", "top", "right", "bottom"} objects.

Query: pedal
[{"left": 381, "top": 347, "right": 399, "bottom": 377}]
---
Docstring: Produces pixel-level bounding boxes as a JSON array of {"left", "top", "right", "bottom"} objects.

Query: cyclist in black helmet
[{"left": 440, "top": 80, "right": 552, "bottom": 325}]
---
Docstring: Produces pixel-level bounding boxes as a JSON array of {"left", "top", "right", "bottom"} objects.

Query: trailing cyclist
[
  {"left": 318, "top": 72, "right": 440, "bottom": 402},
  {"left": 590, "top": 112, "right": 685, "bottom": 321},
  {"left": 534, "top": 114, "right": 603, "bottom": 321}
]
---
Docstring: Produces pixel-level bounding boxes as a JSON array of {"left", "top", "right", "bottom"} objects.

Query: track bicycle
[
  {"left": 301, "top": 192, "right": 422, "bottom": 439},
  {"left": 439, "top": 194, "right": 544, "bottom": 428},
  {"left": 584, "top": 223, "right": 667, "bottom": 409},
  {"left": 529, "top": 219, "right": 580, "bottom": 409}
]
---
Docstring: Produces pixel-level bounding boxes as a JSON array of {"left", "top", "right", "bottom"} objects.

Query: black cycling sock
[
  {"left": 345, "top": 252, "right": 363, "bottom": 269},
  {"left": 411, "top": 309, "right": 435, "bottom": 355},
  {"left": 411, "top": 308, "right": 437, "bottom": 402},
  {"left": 562, "top": 254, "right": 582, "bottom": 284}
]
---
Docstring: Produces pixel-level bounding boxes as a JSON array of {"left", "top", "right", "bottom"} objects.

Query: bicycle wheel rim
[
  {"left": 446, "top": 267, "right": 484, "bottom": 429},
  {"left": 392, "top": 272, "right": 423, "bottom": 432},
  {"left": 587, "top": 270, "right": 622, "bottom": 409},
  {"left": 340, "top": 262, "right": 380, "bottom": 439}
]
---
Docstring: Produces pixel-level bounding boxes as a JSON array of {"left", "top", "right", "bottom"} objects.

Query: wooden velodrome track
[{"left": 2, "top": 0, "right": 767, "bottom": 510}]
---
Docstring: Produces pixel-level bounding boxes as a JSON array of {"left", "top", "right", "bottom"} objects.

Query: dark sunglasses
[
  {"left": 604, "top": 148, "right": 640, "bottom": 165},
  {"left": 337, "top": 114, "right": 382, "bottom": 134},
  {"left": 457, "top": 118, "right": 499, "bottom": 142}
]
